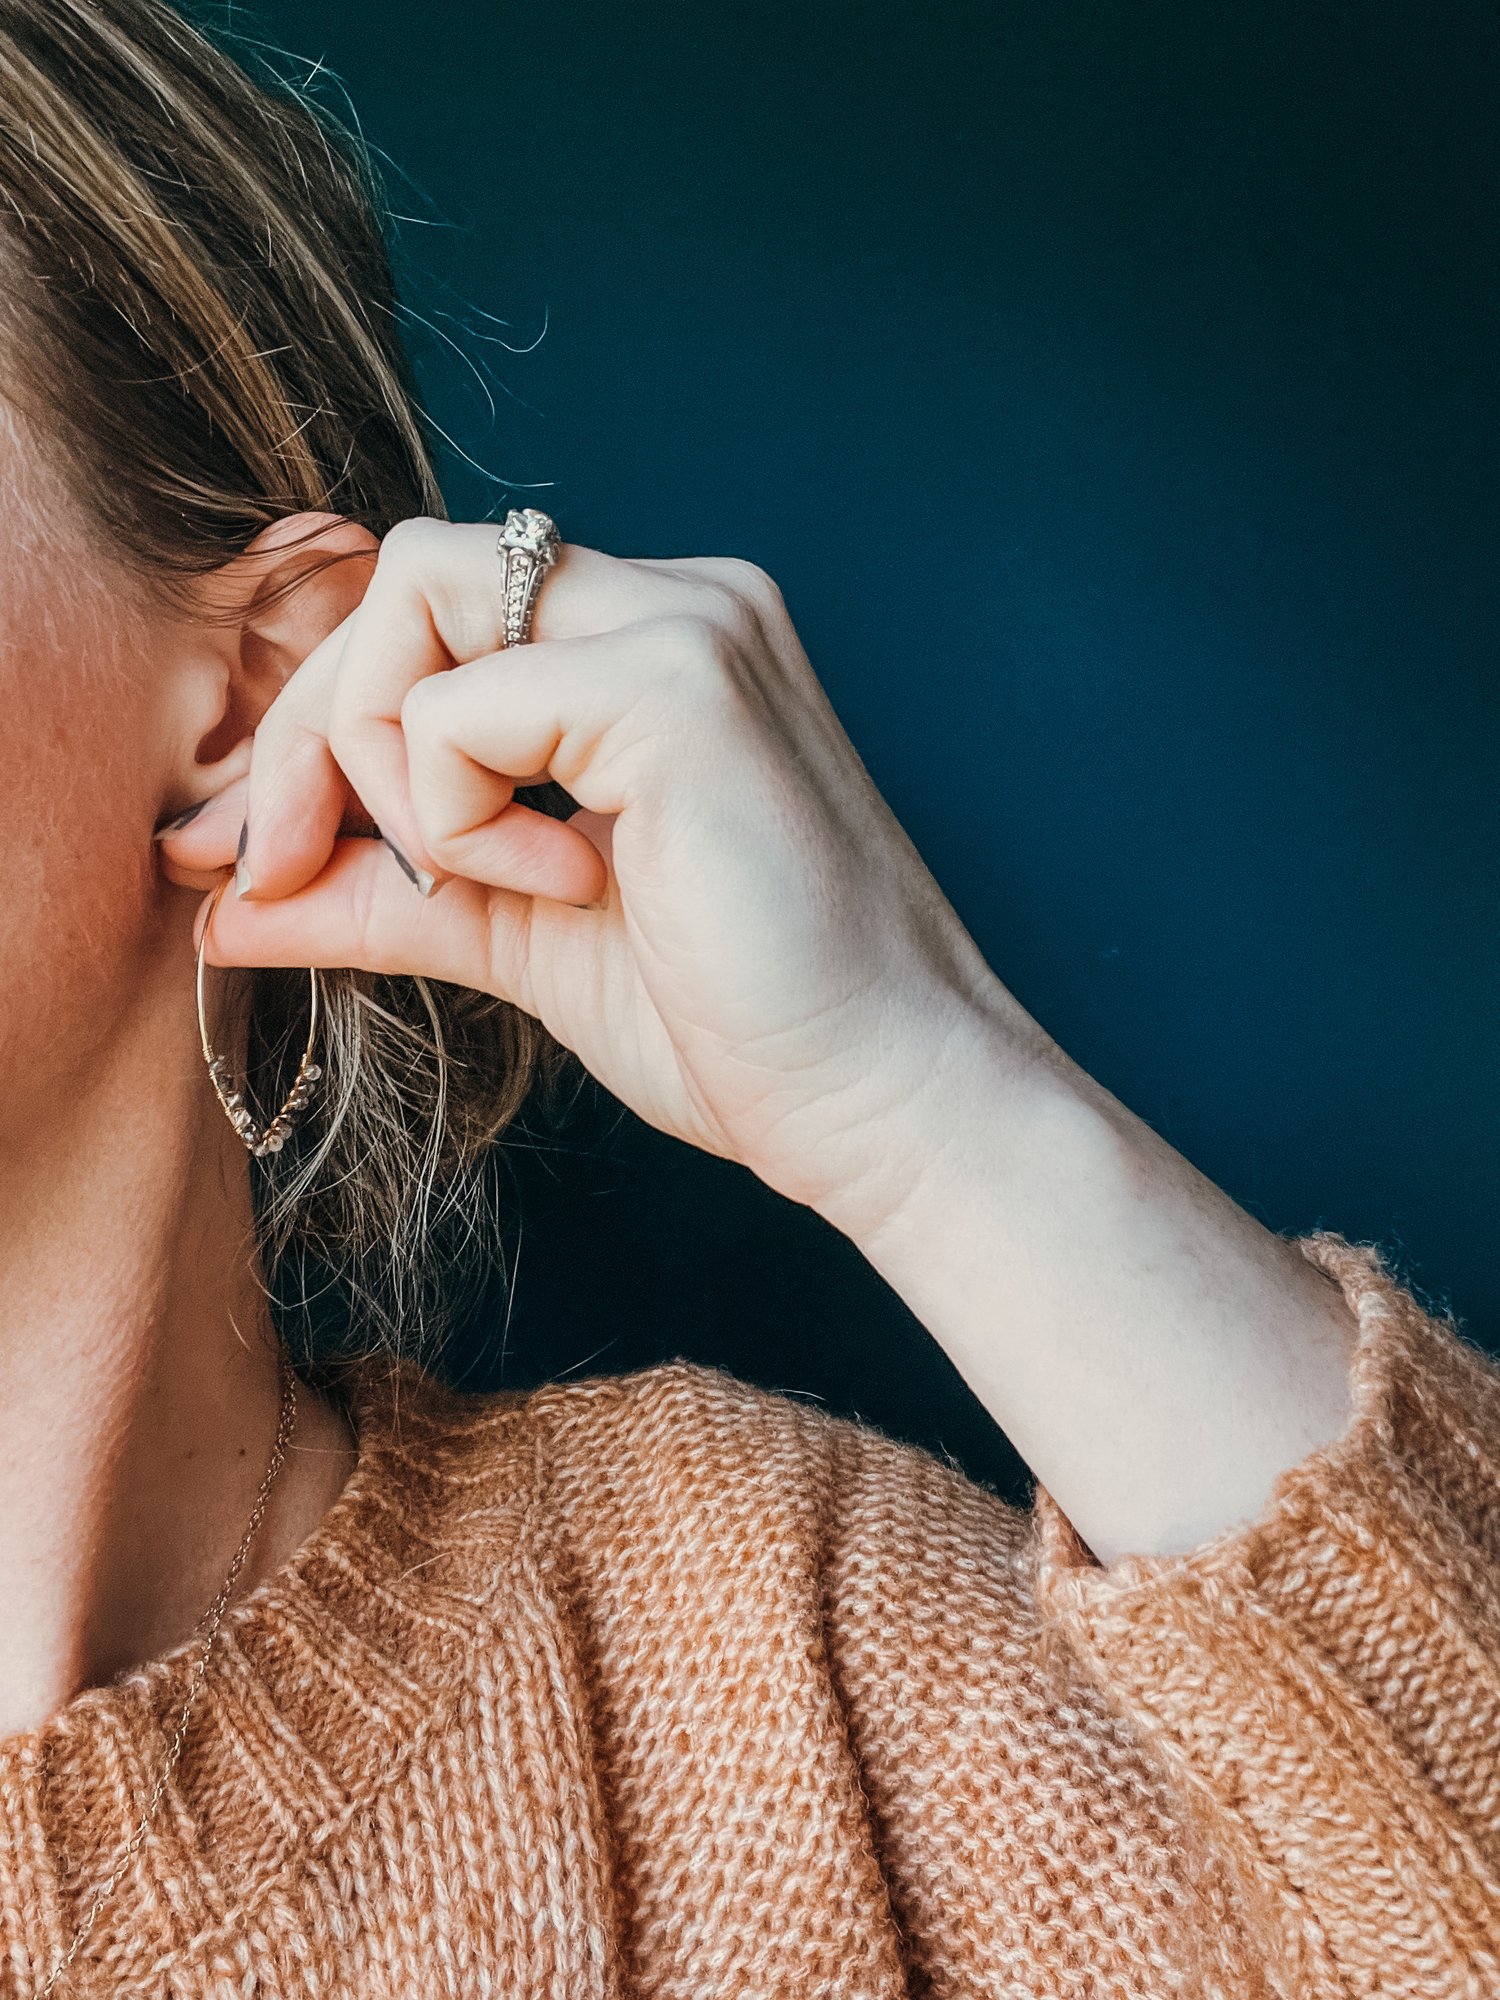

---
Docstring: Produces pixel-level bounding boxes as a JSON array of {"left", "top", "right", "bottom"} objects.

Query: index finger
[
  {"left": 322, "top": 521, "right": 673, "bottom": 887},
  {"left": 237, "top": 602, "right": 364, "bottom": 901}
]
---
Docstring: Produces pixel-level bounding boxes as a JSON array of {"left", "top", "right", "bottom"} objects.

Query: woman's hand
[
  {"left": 157, "top": 518, "right": 1022, "bottom": 1242},
  {"left": 157, "top": 511, "right": 1362, "bottom": 1563}
]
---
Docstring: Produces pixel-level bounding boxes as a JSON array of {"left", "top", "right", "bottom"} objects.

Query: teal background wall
[{"left": 237, "top": 1, "right": 1497, "bottom": 1498}]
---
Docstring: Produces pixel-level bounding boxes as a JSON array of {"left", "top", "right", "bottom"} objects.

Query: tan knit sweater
[{"left": 2, "top": 1230, "right": 1497, "bottom": 1998}]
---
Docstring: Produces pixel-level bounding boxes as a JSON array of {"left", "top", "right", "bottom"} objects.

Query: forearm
[{"left": 822, "top": 997, "right": 1361, "bottom": 1565}]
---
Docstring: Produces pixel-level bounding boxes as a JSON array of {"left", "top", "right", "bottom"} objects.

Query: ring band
[{"left": 496, "top": 507, "right": 561, "bottom": 647}]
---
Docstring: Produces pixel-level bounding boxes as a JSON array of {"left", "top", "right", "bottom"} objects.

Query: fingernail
[
  {"left": 379, "top": 830, "right": 436, "bottom": 899},
  {"left": 234, "top": 817, "right": 253, "bottom": 898},
  {"left": 152, "top": 797, "right": 209, "bottom": 841}
]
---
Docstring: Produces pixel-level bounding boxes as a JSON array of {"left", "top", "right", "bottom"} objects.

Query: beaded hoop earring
[{"left": 196, "top": 872, "right": 323, "bottom": 1157}]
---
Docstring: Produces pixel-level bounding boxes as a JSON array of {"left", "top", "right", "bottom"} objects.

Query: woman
[{"left": 1, "top": 2, "right": 1495, "bottom": 1995}]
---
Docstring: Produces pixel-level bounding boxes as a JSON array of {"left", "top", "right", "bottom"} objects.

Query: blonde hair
[{"left": 0, "top": 0, "right": 576, "bottom": 1366}]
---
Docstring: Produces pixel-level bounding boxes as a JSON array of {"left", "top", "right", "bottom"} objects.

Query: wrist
[
  {"left": 807, "top": 981, "right": 1085, "bottom": 1257},
  {"left": 823, "top": 999, "right": 1364, "bottom": 1562}
]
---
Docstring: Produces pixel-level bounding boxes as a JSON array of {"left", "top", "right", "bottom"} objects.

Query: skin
[
  {"left": 0, "top": 448, "right": 360, "bottom": 1740},
  {"left": 2, "top": 443, "right": 1358, "bottom": 1734}
]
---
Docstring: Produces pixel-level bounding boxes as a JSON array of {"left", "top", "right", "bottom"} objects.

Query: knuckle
[
  {"left": 642, "top": 611, "right": 750, "bottom": 723},
  {"left": 691, "top": 581, "right": 761, "bottom": 650},
  {"left": 650, "top": 609, "right": 736, "bottom": 672},
  {"left": 662, "top": 556, "right": 781, "bottom": 639},
  {"left": 702, "top": 555, "right": 786, "bottom": 627},
  {"left": 376, "top": 514, "right": 447, "bottom": 575},
  {"left": 713, "top": 555, "right": 783, "bottom": 612},
  {"left": 398, "top": 672, "right": 444, "bottom": 732},
  {"left": 324, "top": 693, "right": 370, "bottom": 774}
]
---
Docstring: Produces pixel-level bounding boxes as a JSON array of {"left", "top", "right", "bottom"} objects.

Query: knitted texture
[{"left": 0, "top": 1230, "right": 1496, "bottom": 1997}]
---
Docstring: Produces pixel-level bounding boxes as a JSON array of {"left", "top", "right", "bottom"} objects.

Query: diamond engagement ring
[{"left": 496, "top": 507, "right": 561, "bottom": 646}]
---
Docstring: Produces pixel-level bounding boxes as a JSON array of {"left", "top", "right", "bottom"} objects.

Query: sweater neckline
[
  {"left": 0, "top": 1345, "right": 542, "bottom": 1984},
  {"left": 1, "top": 1346, "right": 417, "bottom": 1747}
]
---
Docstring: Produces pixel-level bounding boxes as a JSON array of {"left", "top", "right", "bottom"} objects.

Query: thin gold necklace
[{"left": 37, "top": 1342, "right": 298, "bottom": 1999}]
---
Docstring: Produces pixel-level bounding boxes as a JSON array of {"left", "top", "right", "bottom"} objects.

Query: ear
[{"left": 183, "top": 510, "right": 381, "bottom": 786}]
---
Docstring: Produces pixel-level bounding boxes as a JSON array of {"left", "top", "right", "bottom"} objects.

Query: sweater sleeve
[{"left": 1029, "top": 1230, "right": 1500, "bottom": 1994}]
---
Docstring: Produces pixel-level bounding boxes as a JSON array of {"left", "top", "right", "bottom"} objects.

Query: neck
[{"left": 0, "top": 931, "right": 357, "bottom": 1738}]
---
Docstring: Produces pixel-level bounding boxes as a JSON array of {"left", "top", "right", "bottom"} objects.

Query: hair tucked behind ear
[{"left": 0, "top": 0, "right": 579, "bottom": 1368}]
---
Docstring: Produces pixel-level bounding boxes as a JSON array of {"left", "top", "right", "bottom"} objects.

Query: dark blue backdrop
[{"left": 244, "top": 0, "right": 1498, "bottom": 1499}]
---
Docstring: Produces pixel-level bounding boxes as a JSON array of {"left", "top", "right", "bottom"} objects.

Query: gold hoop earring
[{"left": 196, "top": 873, "right": 323, "bottom": 1157}]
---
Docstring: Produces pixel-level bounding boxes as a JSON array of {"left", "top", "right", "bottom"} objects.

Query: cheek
[{"left": 0, "top": 629, "right": 163, "bottom": 1116}]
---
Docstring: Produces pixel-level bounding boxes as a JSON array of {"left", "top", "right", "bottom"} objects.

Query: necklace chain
[{"left": 37, "top": 1344, "right": 298, "bottom": 1999}]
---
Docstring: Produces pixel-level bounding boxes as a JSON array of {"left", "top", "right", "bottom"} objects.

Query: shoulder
[
  {"left": 359, "top": 1354, "right": 1214, "bottom": 1979},
  {"left": 381, "top": 1350, "right": 1032, "bottom": 1550},
  {"left": 389, "top": 1355, "right": 1042, "bottom": 1673},
  {"left": 518, "top": 1355, "right": 1029, "bottom": 1556}
]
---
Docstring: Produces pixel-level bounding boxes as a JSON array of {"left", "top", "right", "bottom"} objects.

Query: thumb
[
  {"left": 567, "top": 805, "right": 618, "bottom": 874},
  {"left": 154, "top": 778, "right": 248, "bottom": 890},
  {"left": 193, "top": 833, "right": 551, "bottom": 1012}
]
